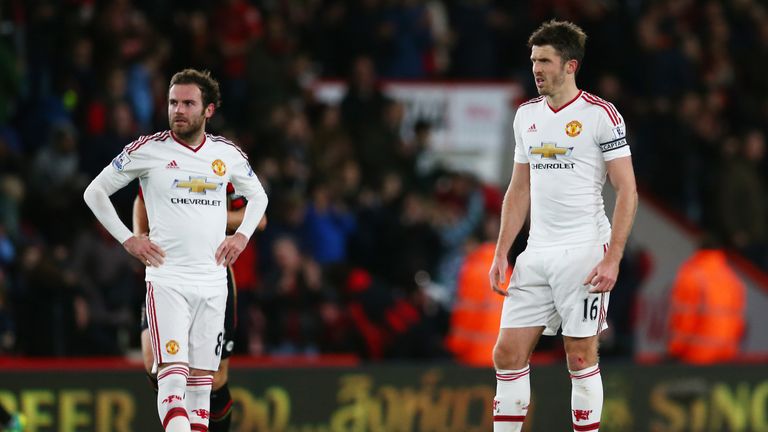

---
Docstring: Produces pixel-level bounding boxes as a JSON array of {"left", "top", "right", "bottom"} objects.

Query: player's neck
[{"left": 546, "top": 84, "right": 580, "bottom": 111}]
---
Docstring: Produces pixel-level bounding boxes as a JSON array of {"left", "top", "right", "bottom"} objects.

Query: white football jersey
[
  {"left": 104, "top": 130, "right": 267, "bottom": 283},
  {"left": 513, "top": 90, "right": 631, "bottom": 249}
]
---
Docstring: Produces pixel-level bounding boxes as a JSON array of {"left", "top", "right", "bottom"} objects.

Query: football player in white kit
[
  {"left": 488, "top": 21, "right": 637, "bottom": 432},
  {"left": 83, "top": 69, "right": 268, "bottom": 432}
]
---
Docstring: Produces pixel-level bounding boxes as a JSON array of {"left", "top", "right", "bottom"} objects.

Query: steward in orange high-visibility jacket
[
  {"left": 667, "top": 249, "right": 746, "bottom": 364},
  {"left": 446, "top": 243, "right": 508, "bottom": 366}
]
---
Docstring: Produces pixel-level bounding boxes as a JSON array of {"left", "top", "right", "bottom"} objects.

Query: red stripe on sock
[
  {"left": 570, "top": 368, "right": 601, "bottom": 380},
  {"left": 496, "top": 368, "right": 529, "bottom": 377},
  {"left": 496, "top": 368, "right": 530, "bottom": 381},
  {"left": 191, "top": 423, "right": 208, "bottom": 431},
  {"left": 496, "top": 371, "right": 530, "bottom": 381},
  {"left": 162, "top": 407, "right": 188, "bottom": 429},
  {"left": 159, "top": 371, "right": 189, "bottom": 381},
  {"left": 574, "top": 422, "right": 600, "bottom": 431},
  {"left": 494, "top": 415, "right": 526, "bottom": 422},
  {"left": 158, "top": 367, "right": 189, "bottom": 380}
]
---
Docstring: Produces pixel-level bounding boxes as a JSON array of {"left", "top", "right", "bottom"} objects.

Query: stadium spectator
[
  {"left": 260, "top": 236, "right": 335, "bottom": 354},
  {"left": 68, "top": 221, "right": 139, "bottom": 355},
  {"left": 716, "top": 132, "right": 768, "bottom": 269}
]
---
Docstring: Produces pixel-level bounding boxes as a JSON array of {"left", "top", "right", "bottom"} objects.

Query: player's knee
[
  {"left": 565, "top": 351, "right": 597, "bottom": 371},
  {"left": 140, "top": 330, "right": 154, "bottom": 374},
  {"left": 157, "top": 364, "right": 189, "bottom": 390},
  {"left": 212, "top": 368, "right": 228, "bottom": 390},
  {"left": 493, "top": 342, "right": 528, "bottom": 370}
]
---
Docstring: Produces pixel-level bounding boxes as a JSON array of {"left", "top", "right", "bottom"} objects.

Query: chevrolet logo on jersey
[
  {"left": 173, "top": 177, "right": 223, "bottom": 194},
  {"left": 529, "top": 142, "right": 573, "bottom": 159}
]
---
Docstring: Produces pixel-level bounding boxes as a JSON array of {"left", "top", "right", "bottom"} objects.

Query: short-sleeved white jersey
[
  {"left": 513, "top": 90, "right": 631, "bottom": 249},
  {"left": 103, "top": 130, "right": 267, "bottom": 284}
]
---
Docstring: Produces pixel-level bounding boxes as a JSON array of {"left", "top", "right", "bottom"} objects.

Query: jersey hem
[{"left": 525, "top": 236, "right": 611, "bottom": 251}]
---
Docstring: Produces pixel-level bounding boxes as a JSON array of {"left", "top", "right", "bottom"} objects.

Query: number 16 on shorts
[{"left": 582, "top": 293, "right": 606, "bottom": 329}]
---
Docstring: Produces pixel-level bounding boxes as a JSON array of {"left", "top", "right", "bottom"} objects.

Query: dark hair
[
  {"left": 169, "top": 69, "right": 221, "bottom": 109},
  {"left": 528, "top": 20, "right": 587, "bottom": 70}
]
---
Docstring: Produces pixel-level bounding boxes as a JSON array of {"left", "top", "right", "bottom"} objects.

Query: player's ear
[
  {"left": 205, "top": 103, "right": 215, "bottom": 119},
  {"left": 566, "top": 59, "right": 579, "bottom": 75}
]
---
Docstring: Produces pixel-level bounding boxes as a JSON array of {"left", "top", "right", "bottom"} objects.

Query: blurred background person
[{"left": 667, "top": 235, "right": 746, "bottom": 365}]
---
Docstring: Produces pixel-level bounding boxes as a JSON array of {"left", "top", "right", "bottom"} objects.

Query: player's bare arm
[
  {"left": 129, "top": 195, "right": 165, "bottom": 267},
  {"left": 133, "top": 195, "right": 149, "bottom": 236},
  {"left": 218, "top": 207, "right": 266, "bottom": 266},
  {"left": 584, "top": 156, "right": 638, "bottom": 293},
  {"left": 490, "top": 162, "right": 531, "bottom": 296},
  {"left": 225, "top": 207, "right": 268, "bottom": 234}
]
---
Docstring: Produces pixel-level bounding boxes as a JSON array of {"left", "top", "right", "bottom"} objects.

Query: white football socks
[
  {"left": 187, "top": 375, "right": 214, "bottom": 431},
  {"left": 157, "top": 364, "right": 190, "bottom": 431},
  {"left": 493, "top": 366, "right": 531, "bottom": 432},
  {"left": 570, "top": 364, "right": 603, "bottom": 432}
]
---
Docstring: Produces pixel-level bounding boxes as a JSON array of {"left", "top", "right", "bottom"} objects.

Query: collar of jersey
[
  {"left": 170, "top": 131, "right": 207, "bottom": 152},
  {"left": 546, "top": 89, "right": 583, "bottom": 114}
]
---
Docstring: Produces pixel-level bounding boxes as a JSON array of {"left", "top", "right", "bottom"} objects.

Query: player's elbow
[
  {"left": 83, "top": 182, "right": 97, "bottom": 206},
  {"left": 617, "top": 181, "right": 637, "bottom": 202},
  {"left": 256, "top": 194, "right": 269, "bottom": 214},
  {"left": 83, "top": 180, "right": 104, "bottom": 209}
]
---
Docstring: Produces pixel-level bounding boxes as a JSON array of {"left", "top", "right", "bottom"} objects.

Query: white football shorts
[
  {"left": 500, "top": 243, "right": 610, "bottom": 337},
  {"left": 145, "top": 281, "right": 227, "bottom": 371}
]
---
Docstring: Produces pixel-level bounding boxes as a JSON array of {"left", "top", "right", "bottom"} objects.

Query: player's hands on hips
[
  {"left": 489, "top": 255, "right": 510, "bottom": 297},
  {"left": 584, "top": 256, "right": 620, "bottom": 293},
  {"left": 216, "top": 232, "right": 248, "bottom": 266},
  {"left": 123, "top": 235, "right": 165, "bottom": 267}
]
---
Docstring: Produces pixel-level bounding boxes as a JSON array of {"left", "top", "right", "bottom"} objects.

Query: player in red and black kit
[{"left": 136, "top": 183, "right": 265, "bottom": 431}]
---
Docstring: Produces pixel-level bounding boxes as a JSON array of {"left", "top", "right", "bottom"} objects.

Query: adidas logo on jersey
[
  {"left": 527, "top": 123, "right": 537, "bottom": 133},
  {"left": 166, "top": 160, "right": 179, "bottom": 169}
]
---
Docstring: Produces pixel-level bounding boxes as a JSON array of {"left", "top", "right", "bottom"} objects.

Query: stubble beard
[
  {"left": 538, "top": 70, "right": 567, "bottom": 97},
  {"left": 170, "top": 115, "right": 205, "bottom": 142}
]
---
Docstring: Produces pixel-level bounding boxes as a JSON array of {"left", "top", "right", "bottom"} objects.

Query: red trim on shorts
[
  {"left": 147, "top": 282, "right": 162, "bottom": 363},
  {"left": 596, "top": 243, "right": 608, "bottom": 335},
  {"left": 163, "top": 407, "right": 188, "bottom": 429},
  {"left": 574, "top": 422, "right": 600, "bottom": 431},
  {"left": 494, "top": 415, "right": 526, "bottom": 422},
  {"left": 596, "top": 293, "right": 605, "bottom": 336}
]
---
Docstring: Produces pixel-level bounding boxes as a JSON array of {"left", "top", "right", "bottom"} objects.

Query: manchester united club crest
[
  {"left": 212, "top": 159, "right": 227, "bottom": 176},
  {"left": 573, "top": 409, "right": 592, "bottom": 421},
  {"left": 166, "top": 340, "right": 179, "bottom": 355},
  {"left": 565, "top": 120, "right": 582, "bottom": 137}
]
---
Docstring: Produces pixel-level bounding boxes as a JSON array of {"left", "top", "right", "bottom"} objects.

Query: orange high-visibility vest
[
  {"left": 667, "top": 250, "right": 746, "bottom": 364},
  {"left": 446, "top": 243, "right": 507, "bottom": 366}
]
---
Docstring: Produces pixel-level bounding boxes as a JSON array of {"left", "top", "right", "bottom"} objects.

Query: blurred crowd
[{"left": 0, "top": 0, "right": 765, "bottom": 360}]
